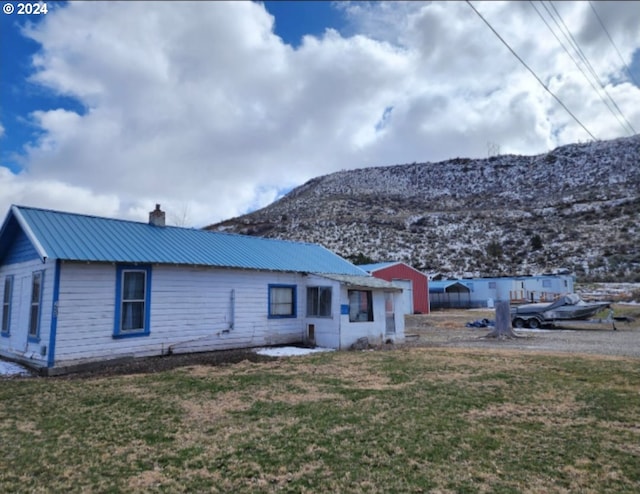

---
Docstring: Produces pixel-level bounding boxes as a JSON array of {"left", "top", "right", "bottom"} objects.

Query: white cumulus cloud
[{"left": 1, "top": 0, "right": 638, "bottom": 226}]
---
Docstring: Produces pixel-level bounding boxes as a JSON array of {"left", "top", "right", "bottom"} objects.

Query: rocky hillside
[{"left": 207, "top": 135, "right": 640, "bottom": 281}]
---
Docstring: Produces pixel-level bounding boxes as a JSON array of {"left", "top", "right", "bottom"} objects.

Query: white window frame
[
  {"left": 114, "top": 265, "right": 151, "bottom": 338},
  {"left": 1, "top": 275, "right": 13, "bottom": 336},
  {"left": 307, "top": 286, "right": 332, "bottom": 317},
  {"left": 28, "top": 271, "right": 44, "bottom": 340},
  {"left": 268, "top": 284, "right": 297, "bottom": 318}
]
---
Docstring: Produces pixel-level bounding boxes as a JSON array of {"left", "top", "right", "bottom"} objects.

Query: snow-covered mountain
[{"left": 207, "top": 135, "right": 640, "bottom": 281}]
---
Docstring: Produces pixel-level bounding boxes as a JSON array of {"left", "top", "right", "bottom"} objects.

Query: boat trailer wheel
[{"left": 528, "top": 318, "right": 541, "bottom": 329}]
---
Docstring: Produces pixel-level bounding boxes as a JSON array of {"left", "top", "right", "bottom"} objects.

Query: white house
[{"left": 0, "top": 205, "right": 404, "bottom": 375}]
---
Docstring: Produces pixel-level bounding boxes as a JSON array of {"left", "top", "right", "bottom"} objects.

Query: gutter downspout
[{"left": 229, "top": 288, "right": 235, "bottom": 331}]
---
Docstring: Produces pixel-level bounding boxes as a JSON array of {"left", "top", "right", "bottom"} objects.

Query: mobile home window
[
  {"left": 29, "top": 271, "right": 43, "bottom": 339},
  {"left": 307, "top": 286, "right": 332, "bottom": 317},
  {"left": 269, "top": 285, "right": 296, "bottom": 318},
  {"left": 348, "top": 290, "right": 373, "bottom": 322},
  {"left": 114, "top": 266, "right": 151, "bottom": 337},
  {"left": 542, "top": 279, "right": 552, "bottom": 288},
  {"left": 488, "top": 281, "right": 497, "bottom": 289},
  {"left": 2, "top": 276, "right": 13, "bottom": 335}
]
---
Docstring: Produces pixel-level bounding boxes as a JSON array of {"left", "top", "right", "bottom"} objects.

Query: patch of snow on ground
[
  {"left": 0, "top": 360, "right": 31, "bottom": 376},
  {"left": 254, "top": 346, "right": 335, "bottom": 357}
]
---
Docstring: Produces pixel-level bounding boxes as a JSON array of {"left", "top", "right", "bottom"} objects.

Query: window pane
[
  {"left": 272, "top": 287, "right": 292, "bottom": 304},
  {"left": 307, "top": 287, "right": 319, "bottom": 316},
  {"left": 270, "top": 286, "right": 294, "bottom": 316},
  {"left": 348, "top": 290, "right": 373, "bottom": 322},
  {"left": 2, "top": 278, "right": 10, "bottom": 333},
  {"left": 1, "top": 310, "right": 8, "bottom": 333},
  {"left": 123, "top": 271, "right": 145, "bottom": 300},
  {"left": 29, "top": 273, "right": 42, "bottom": 337},
  {"left": 319, "top": 287, "right": 332, "bottom": 316},
  {"left": 3, "top": 278, "right": 10, "bottom": 304},
  {"left": 31, "top": 273, "right": 41, "bottom": 303},
  {"left": 29, "top": 305, "right": 39, "bottom": 336},
  {"left": 122, "top": 301, "right": 145, "bottom": 331}
]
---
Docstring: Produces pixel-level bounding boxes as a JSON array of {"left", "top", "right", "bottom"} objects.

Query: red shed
[{"left": 360, "top": 262, "right": 429, "bottom": 314}]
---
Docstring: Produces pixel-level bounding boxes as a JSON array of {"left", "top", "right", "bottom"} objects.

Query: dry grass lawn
[{"left": 2, "top": 341, "right": 639, "bottom": 493}]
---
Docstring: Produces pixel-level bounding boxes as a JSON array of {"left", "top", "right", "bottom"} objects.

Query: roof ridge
[
  {"left": 4, "top": 204, "right": 367, "bottom": 275},
  {"left": 12, "top": 204, "right": 334, "bottom": 247}
]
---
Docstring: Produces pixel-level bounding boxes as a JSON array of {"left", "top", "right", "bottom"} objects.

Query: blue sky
[
  {"left": 1, "top": 1, "right": 344, "bottom": 173},
  {"left": 1, "top": 2, "right": 74, "bottom": 171},
  {"left": 264, "top": 1, "right": 345, "bottom": 47},
  {"left": 1, "top": 1, "right": 639, "bottom": 226}
]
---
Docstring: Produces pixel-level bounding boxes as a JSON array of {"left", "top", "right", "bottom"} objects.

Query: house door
[{"left": 384, "top": 292, "right": 395, "bottom": 335}]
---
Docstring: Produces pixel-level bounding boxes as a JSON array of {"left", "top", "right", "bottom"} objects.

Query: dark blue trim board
[
  {"left": 47, "top": 260, "right": 61, "bottom": 367},
  {"left": 268, "top": 284, "right": 297, "bottom": 319}
]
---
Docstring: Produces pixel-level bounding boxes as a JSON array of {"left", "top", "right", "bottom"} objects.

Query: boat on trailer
[{"left": 511, "top": 294, "right": 611, "bottom": 329}]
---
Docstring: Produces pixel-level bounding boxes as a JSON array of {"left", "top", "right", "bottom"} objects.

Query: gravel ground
[
  {"left": 403, "top": 325, "right": 640, "bottom": 358},
  {"left": 404, "top": 310, "right": 640, "bottom": 359}
]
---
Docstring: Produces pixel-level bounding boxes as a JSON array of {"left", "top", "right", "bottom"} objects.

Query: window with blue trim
[
  {"left": 268, "top": 284, "right": 296, "bottom": 318},
  {"left": 114, "top": 266, "right": 151, "bottom": 337},
  {"left": 1, "top": 276, "right": 13, "bottom": 335},
  {"left": 28, "top": 271, "right": 44, "bottom": 340}
]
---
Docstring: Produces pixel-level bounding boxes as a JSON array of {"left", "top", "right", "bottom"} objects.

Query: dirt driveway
[{"left": 405, "top": 308, "right": 640, "bottom": 359}]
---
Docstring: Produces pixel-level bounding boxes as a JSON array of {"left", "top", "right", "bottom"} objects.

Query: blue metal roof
[{"left": 0, "top": 205, "right": 369, "bottom": 276}]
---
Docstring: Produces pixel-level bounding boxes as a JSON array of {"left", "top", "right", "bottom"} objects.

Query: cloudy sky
[{"left": 1, "top": 1, "right": 639, "bottom": 227}]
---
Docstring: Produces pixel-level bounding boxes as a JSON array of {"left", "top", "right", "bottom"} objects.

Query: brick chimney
[{"left": 149, "top": 204, "right": 165, "bottom": 226}]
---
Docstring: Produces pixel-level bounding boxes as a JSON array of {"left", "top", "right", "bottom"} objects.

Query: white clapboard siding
[
  {"left": 53, "top": 262, "right": 306, "bottom": 365},
  {"left": 303, "top": 275, "right": 341, "bottom": 349},
  {"left": 0, "top": 258, "right": 54, "bottom": 366},
  {"left": 338, "top": 286, "right": 382, "bottom": 350}
]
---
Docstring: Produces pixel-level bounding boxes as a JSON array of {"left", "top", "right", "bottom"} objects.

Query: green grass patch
[{"left": 1, "top": 349, "right": 639, "bottom": 492}]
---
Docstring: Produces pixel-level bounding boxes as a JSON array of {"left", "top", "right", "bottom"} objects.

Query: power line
[
  {"left": 588, "top": 0, "right": 640, "bottom": 88},
  {"left": 530, "top": 1, "right": 635, "bottom": 136},
  {"left": 544, "top": 1, "right": 636, "bottom": 135},
  {"left": 465, "top": 0, "right": 598, "bottom": 142}
]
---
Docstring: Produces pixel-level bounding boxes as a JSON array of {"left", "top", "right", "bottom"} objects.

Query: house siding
[
  {"left": 3, "top": 228, "right": 40, "bottom": 265},
  {"left": 303, "top": 275, "right": 341, "bottom": 349},
  {"left": 49, "top": 262, "right": 307, "bottom": 367},
  {"left": 1, "top": 259, "right": 405, "bottom": 370},
  {"left": 0, "top": 258, "right": 54, "bottom": 367},
  {"left": 338, "top": 286, "right": 404, "bottom": 350}
]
